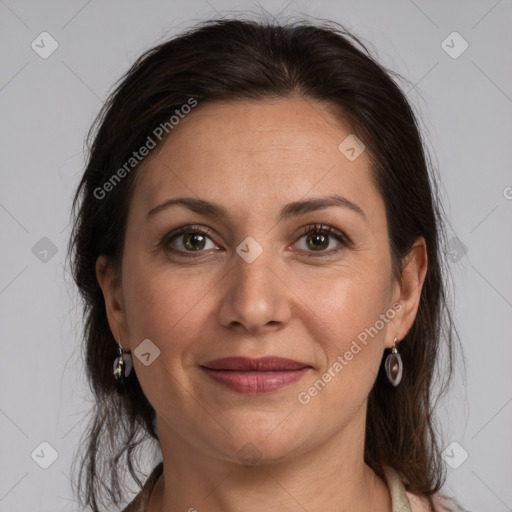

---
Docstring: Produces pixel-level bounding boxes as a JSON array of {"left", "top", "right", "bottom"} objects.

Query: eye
[
  {"left": 293, "top": 223, "right": 350, "bottom": 257},
  {"left": 160, "top": 223, "right": 351, "bottom": 259},
  {"left": 161, "top": 225, "right": 220, "bottom": 258}
]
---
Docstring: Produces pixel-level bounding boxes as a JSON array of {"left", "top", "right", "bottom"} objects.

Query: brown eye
[
  {"left": 306, "top": 232, "right": 329, "bottom": 251},
  {"left": 161, "top": 225, "right": 220, "bottom": 258},
  {"left": 294, "top": 223, "right": 350, "bottom": 257},
  {"left": 182, "top": 232, "right": 207, "bottom": 251}
]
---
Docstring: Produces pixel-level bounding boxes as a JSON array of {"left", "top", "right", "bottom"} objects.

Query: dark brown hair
[{"left": 69, "top": 15, "right": 461, "bottom": 512}]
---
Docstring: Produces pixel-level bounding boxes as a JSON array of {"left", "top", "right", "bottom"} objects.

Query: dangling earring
[
  {"left": 385, "top": 336, "right": 403, "bottom": 387},
  {"left": 113, "top": 340, "right": 132, "bottom": 385}
]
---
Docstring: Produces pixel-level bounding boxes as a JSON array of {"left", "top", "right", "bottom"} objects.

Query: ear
[
  {"left": 387, "top": 236, "right": 428, "bottom": 348},
  {"left": 95, "top": 255, "right": 129, "bottom": 343}
]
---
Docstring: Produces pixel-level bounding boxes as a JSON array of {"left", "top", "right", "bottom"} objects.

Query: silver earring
[
  {"left": 385, "top": 336, "right": 403, "bottom": 387},
  {"left": 113, "top": 341, "right": 132, "bottom": 385}
]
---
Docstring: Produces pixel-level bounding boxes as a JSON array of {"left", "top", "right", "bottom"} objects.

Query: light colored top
[{"left": 121, "top": 462, "right": 436, "bottom": 512}]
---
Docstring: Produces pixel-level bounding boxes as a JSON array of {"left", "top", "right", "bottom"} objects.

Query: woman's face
[{"left": 99, "top": 97, "right": 423, "bottom": 465}]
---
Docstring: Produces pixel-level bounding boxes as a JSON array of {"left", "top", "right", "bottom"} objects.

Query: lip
[
  {"left": 200, "top": 357, "right": 312, "bottom": 394},
  {"left": 202, "top": 356, "right": 310, "bottom": 371}
]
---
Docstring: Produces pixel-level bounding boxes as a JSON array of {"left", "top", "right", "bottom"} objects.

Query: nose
[{"left": 216, "top": 241, "right": 292, "bottom": 335}]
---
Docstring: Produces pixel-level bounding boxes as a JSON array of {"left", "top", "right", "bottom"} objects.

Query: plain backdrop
[{"left": 1, "top": 1, "right": 511, "bottom": 511}]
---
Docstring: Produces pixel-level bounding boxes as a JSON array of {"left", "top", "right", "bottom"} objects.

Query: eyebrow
[{"left": 146, "top": 194, "right": 367, "bottom": 223}]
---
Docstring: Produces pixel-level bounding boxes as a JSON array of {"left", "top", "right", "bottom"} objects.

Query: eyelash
[{"left": 160, "top": 223, "right": 351, "bottom": 259}]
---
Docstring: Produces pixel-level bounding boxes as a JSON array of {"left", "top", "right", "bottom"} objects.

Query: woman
[{"left": 69, "top": 16, "right": 463, "bottom": 512}]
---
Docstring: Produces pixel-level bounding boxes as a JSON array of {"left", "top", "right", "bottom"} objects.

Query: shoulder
[
  {"left": 405, "top": 490, "right": 437, "bottom": 512},
  {"left": 382, "top": 465, "right": 448, "bottom": 512},
  {"left": 406, "top": 491, "right": 456, "bottom": 512}
]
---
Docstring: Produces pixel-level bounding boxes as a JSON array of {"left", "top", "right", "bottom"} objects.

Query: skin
[{"left": 96, "top": 96, "right": 427, "bottom": 512}]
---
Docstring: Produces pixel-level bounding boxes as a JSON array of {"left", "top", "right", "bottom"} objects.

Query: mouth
[{"left": 200, "top": 356, "right": 312, "bottom": 394}]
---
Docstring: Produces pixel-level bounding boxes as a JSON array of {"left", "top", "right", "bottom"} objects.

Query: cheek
[
  {"left": 120, "top": 257, "right": 211, "bottom": 411},
  {"left": 120, "top": 246, "right": 226, "bottom": 388},
  {"left": 122, "top": 264, "right": 207, "bottom": 345},
  {"left": 304, "top": 261, "right": 391, "bottom": 343},
  {"left": 304, "top": 270, "right": 391, "bottom": 403}
]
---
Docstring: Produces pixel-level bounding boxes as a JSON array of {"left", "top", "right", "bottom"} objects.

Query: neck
[{"left": 147, "top": 412, "right": 392, "bottom": 512}]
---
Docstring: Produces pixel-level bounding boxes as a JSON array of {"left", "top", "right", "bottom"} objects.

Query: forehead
[{"left": 130, "top": 97, "right": 383, "bottom": 224}]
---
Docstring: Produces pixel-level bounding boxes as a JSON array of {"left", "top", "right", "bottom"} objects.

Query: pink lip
[
  {"left": 201, "top": 367, "right": 310, "bottom": 393},
  {"left": 200, "top": 357, "right": 311, "bottom": 394},
  {"left": 202, "top": 356, "right": 310, "bottom": 371}
]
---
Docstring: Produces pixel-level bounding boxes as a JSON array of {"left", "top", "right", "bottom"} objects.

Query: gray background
[{"left": 1, "top": 0, "right": 511, "bottom": 510}]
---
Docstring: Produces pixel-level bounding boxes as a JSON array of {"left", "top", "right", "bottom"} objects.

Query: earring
[
  {"left": 385, "top": 336, "right": 403, "bottom": 387},
  {"left": 113, "top": 340, "right": 132, "bottom": 385}
]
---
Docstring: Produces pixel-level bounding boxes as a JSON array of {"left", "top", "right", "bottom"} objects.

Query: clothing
[{"left": 121, "top": 462, "right": 434, "bottom": 512}]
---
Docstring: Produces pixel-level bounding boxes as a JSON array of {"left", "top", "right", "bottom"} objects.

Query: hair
[{"left": 69, "top": 14, "right": 462, "bottom": 512}]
